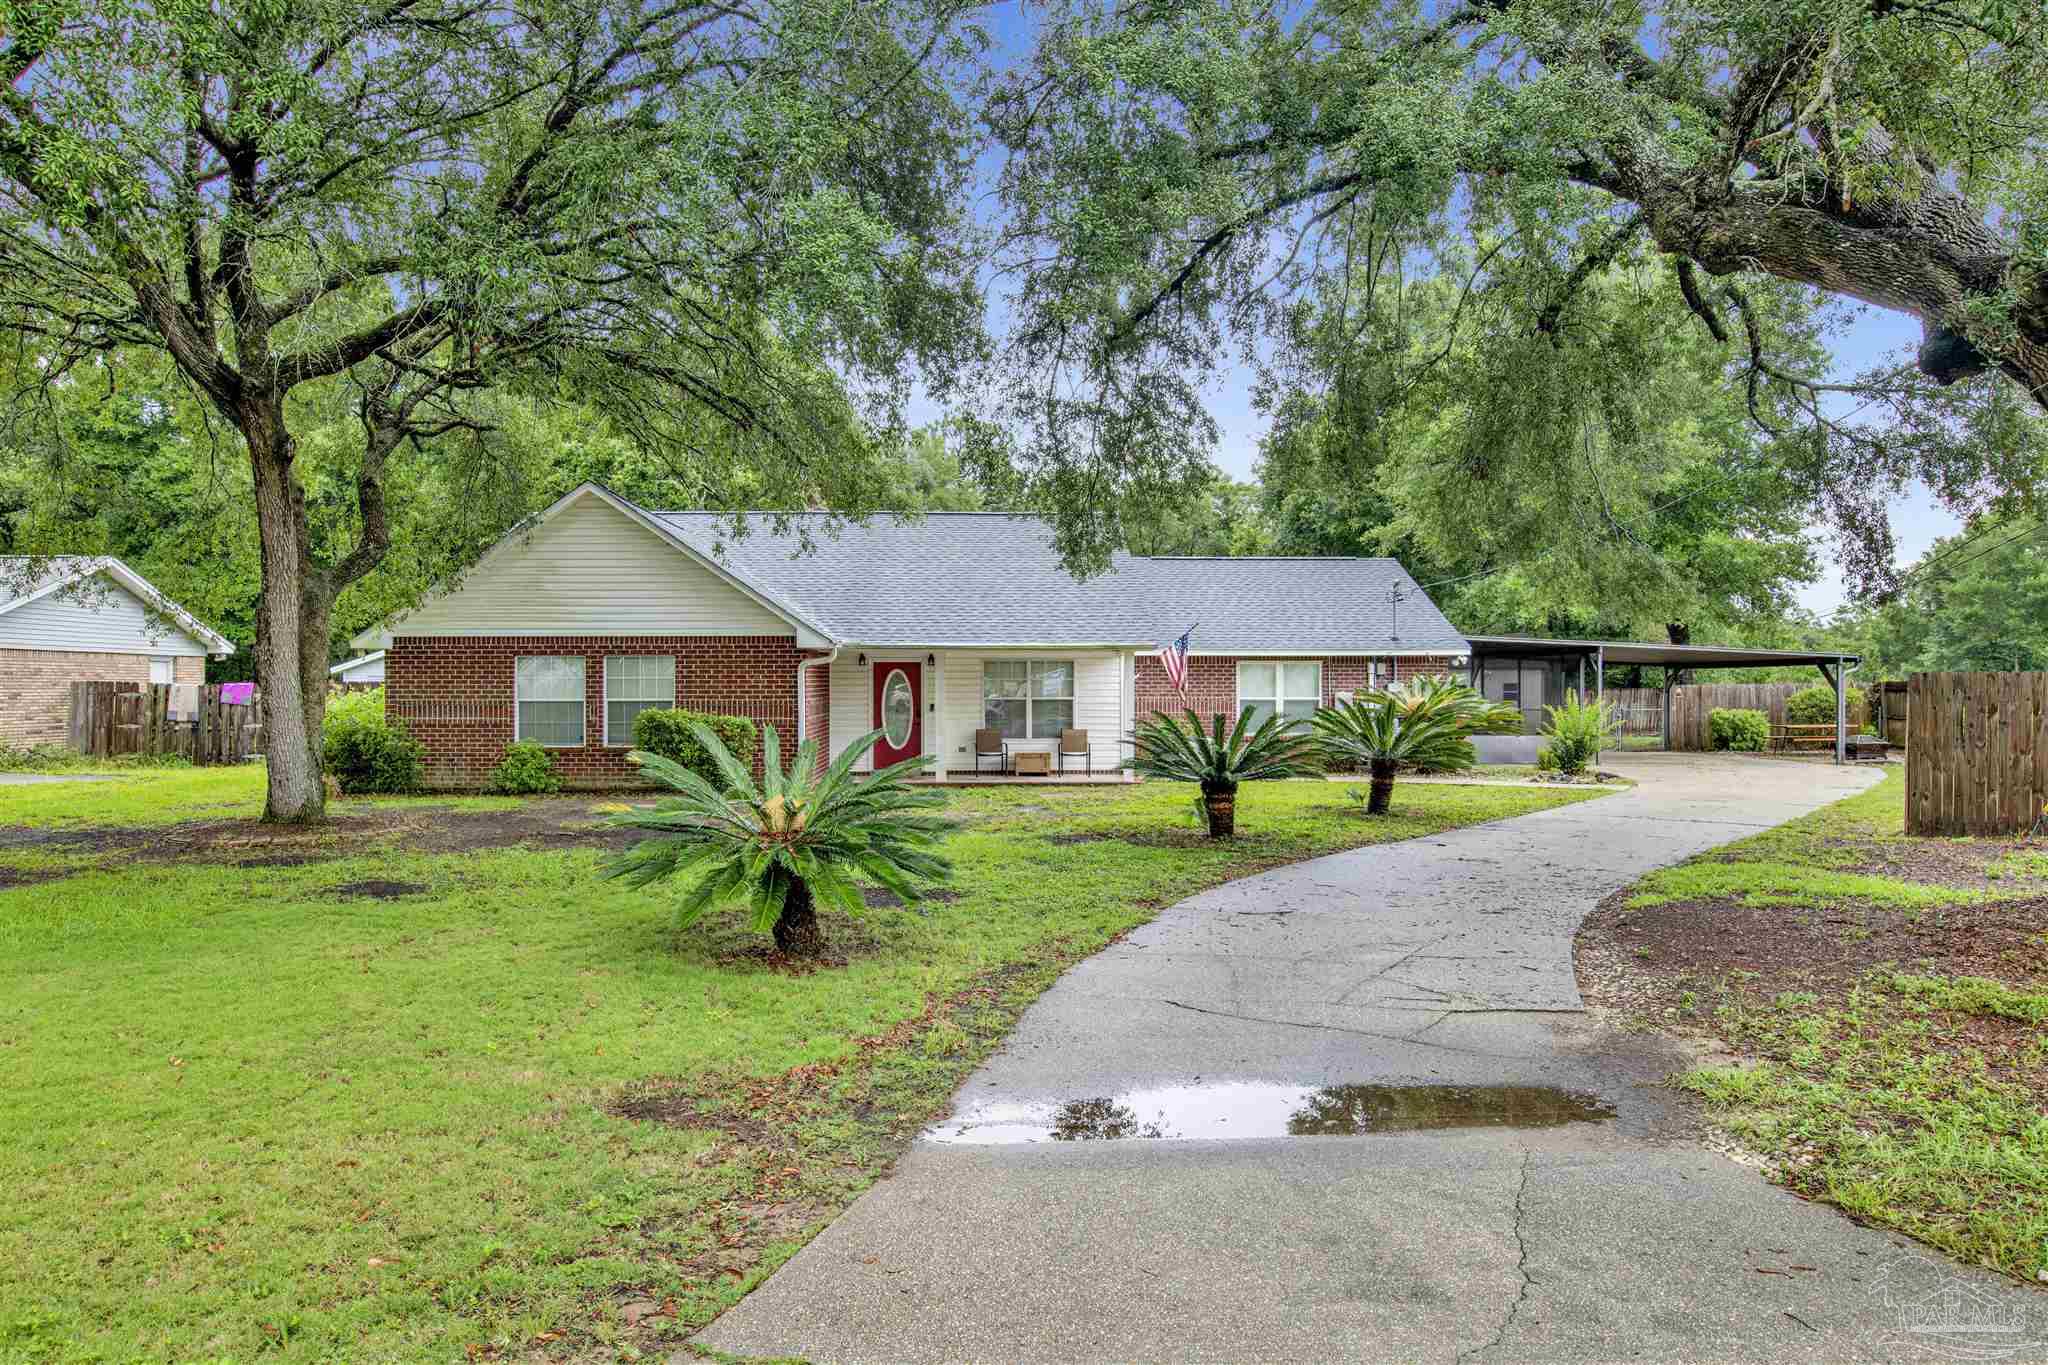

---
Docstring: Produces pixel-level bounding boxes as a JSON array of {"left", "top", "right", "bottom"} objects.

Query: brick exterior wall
[
  {"left": 801, "top": 655, "right": 831, "bottom": 775},
  {"left": 0, "top": 648, "right": 203, "bottom": 746},
  {"left": 386, "top": 635, "right": 804, "bottom": 789},
  {"left": 1134, "top": 653, "right": 1459, "bottom": 729}
]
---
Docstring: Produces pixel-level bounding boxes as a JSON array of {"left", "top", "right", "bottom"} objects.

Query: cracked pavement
[{"left": 694, "top": 755, "right": 2041, "bottom": 1363}]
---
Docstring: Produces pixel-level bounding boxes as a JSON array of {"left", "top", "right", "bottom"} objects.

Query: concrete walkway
[{"left": 698, "top": 755, "right": 2042, "bottom": 1363}]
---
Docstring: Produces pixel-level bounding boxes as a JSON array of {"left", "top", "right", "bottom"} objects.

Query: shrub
[
  {"left": 1540, "top": 690, "right": 1622, "bottom": 776},
  {"left": 488, "top": 740, "right": 562, "bottom": 794},
  {"left": 631, "top": 707, "right": 757, "bottom": 777},
  {"left": 1708, "top": 707, "right": 1770, "bottom": 752},
  {"left": 1129, "top": 708, "right": 1322, "bottom": 836},
  {"left": 1535, "top": 746, "right": 1560, "bottom": 773},
  {"left": 1310, "top": 683, "right": 1498, "bottom": 814},
  {"left": 604, "top": 721, "right": 950, "bottom": 957},
  {"left": 1784, "top": 683, "right": 1866, "bottom": 727},
  {"left": 321, "top": 687, "right": 424, "bottom": 794}
]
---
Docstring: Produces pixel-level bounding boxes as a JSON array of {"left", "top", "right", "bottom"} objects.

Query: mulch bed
[
  {"left": 1577, "top": 830, "right": 2048, "bottom": 1023},
  {"left": 0, "top": 799, "right": 639, "bottom": 885},
  {"left": 1578, "top": 892, "right": 2048, "bottom": 1019}
]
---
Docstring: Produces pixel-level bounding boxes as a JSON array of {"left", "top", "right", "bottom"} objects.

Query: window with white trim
[
  {"left": 1238, "top": 660, "right": 1322, "bottom": 729},
  {"left": 604, "top": 655, "right": 674, "bottom": 745},
  {"left": 516, "top": 656, "right": 586, "bottom": 747},
  {"left": 982, "top": 659, "right": 1076, "bottom": 740},
  {"left": 149, "top": 656, "right": 174, "bottom": 685}
]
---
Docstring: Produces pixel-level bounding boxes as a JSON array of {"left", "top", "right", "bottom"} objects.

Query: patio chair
[
  {"left": 1057, "top": 728, "right": 1092, "bottom": 775},
  {"left": 973, "top": 727, "right": 1009, "bottom": 775}
]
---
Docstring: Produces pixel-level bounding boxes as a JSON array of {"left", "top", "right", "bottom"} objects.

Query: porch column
[{"left": 1661, "top": 673, "right": 1673, "bottom": 752}]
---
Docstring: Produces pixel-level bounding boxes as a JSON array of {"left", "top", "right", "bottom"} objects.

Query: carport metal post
[
  {"left": 1818, "top": 660, "right": 1845, "bottom": 764},
  {"left": 1594, "top": 646, "right": 1606, "bottom": 765},
  {"left": 1661, "top": 673, "right": 1673, "bottom": 752}
]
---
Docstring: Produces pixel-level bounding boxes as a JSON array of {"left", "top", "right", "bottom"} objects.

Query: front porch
[
  {"left": 910, "top": 770, "right": 1137, "bottom": 787},
  {"left": 819, "top": 646, "right": 1138, "bottom": 778}
]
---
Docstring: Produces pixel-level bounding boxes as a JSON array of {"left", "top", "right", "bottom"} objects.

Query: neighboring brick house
[
  {"left": 0, "top": 557, "right": 232, "bottom": 745},
  {"left": 355, "top": 484, "right": 1470, "bottom": 789}
]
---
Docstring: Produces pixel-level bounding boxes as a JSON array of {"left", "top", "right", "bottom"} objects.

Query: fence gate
[{"left": 1906, "top": 670, "right": 2048, "bottom": 836}]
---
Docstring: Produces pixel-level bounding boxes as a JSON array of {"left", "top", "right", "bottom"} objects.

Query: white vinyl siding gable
[
  {"left": 0, "top": 573, "right": 211, "bottom": 656},
  {"left": 393, "top": 495, "right": 797, "bottom": 637}
]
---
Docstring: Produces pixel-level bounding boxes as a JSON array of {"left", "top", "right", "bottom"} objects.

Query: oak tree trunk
[
  {"left": 1367, "top": 760, "right": 1397, "bottom": 815},
  {"left": 1202, "top": 783, "right": 1236, "bottom": 838},
  {"left": 245, "top": 403, "right": 331, "bottom": 824},
  {"left": 773, "top": 877, "right": 825, "bottom": 957}
]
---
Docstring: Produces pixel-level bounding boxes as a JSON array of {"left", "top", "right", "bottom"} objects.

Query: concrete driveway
[{"left": 697, "top": 755, "right": 2042, "bottom": 1363}]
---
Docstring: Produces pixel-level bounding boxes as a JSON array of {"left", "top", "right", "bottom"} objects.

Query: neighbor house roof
[
  {"left": 0, "top": 555, "right": 234, "bottom": 655},
  {"left": 657, "top": 508, "right": 1465, "bottom": 653},
  {"left": 330, "top": 651, "right": 385, "bottom": 676}
]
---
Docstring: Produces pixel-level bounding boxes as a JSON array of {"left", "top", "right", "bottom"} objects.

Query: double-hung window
[
  {"left": 516, "top": 656, "right": 586, "bottom": 747},
  {"left": 982, "top": 659, "right": 1076, "bottom": 739},
  {"left": 604, "top": 655, "right": 674, "bottom": 746},
  {"left": 1238, "top": 660, "right": 1322, "bottom": 730}
]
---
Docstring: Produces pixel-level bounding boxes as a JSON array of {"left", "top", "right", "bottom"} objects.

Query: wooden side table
[{"left": 1013, "top": 751, "right": 1052, "bottom": 776}]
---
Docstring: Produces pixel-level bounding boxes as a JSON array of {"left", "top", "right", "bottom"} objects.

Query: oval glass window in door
[{"left": 881, "top": 669, "right": 914, "bottom": 748}]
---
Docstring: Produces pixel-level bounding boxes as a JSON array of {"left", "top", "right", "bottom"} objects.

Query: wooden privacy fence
[
  {"left": 1906, "top": 671, "right": 2048, "bottom": 836},
  {"left": 1598, "top": 682, "right": 1868, "bottom": 751},
  {"left": 66, "top": 682, "right": 264, "bottom": 764}
]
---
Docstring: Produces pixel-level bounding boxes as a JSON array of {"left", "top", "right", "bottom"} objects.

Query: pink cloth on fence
[{"left": 219, "top": 681, "right": 255, "bottom": 706}]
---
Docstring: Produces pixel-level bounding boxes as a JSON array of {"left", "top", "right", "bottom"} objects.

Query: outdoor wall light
[
  {"left": 927, "top": 653, "right": 936, "bottom": 667},
  {"left": 857, "top": 652, "right": 866, "bottom": 666}
]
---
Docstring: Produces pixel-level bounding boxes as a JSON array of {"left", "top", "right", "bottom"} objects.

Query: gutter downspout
[{"left": 796, "top": 645, "right": 843, "bottom": 770}]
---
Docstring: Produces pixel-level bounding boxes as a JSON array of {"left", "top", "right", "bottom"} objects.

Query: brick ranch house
[
  {"left": 352, "top": 484, "right": 1469, "bottom": 789},
  {"left": 0, "top": 557, "right": 232, "bottom": 746}
]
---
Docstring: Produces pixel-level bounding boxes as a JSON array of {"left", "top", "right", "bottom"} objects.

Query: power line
[{"left": 1896, "top": 516, "right": 2044, "bottom": 590}]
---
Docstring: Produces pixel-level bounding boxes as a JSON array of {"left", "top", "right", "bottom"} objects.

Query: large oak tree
[
  {"left": 981, "top": 0, "right": 2048, "bottom": 579},
  {"left": 0, "top": 0, "right": 983, "bottom": 820}
]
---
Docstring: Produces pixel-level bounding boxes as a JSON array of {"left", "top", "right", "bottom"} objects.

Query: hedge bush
[
  {"left": 1708, "top": 707, "right": 1770, "bottom": 752},
  {"left": 488, "top": 740, "right": 563, "bottom": 794},
  {"left": 1539, "top": 690, "right": 1621, "bottom": 776},
  {"left": 1784, "top": 683, "right": 1866, "bottom": 727},
  {"left": 630, "top": 707, "right": 757, "bottom": 777},
  {"left": 322, "top": 686, "right": 425, "bottom": 794}
]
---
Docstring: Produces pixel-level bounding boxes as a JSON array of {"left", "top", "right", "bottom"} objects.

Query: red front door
[{"left": 872, "top": 662, "right": 922, "bottom": 768}]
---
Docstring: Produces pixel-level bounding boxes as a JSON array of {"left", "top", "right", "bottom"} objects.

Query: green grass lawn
[
  {"left": 0, "top": 767, "right": 1594, "bottom": 1363},
  {"left": 1583, "top": 767, "right": 2048, "bottom": 1285}
]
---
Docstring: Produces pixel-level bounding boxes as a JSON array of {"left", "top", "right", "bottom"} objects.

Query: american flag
[{"left": 1160, "top": 625, "right": 1195, "bottom": 695}]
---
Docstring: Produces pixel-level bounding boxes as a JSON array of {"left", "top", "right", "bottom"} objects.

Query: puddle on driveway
[{"left": 927, "top": 1082, "right": 1615, "bottom": 1144}]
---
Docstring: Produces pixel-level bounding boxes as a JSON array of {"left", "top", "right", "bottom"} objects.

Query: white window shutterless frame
[
  {"left": 604, "top": 655, "right": 675, "bottom": 745},
  {"left": 1237, "top": 660, "right": 1322, "bottom": 729},
  {"left": 516, "top": 656, "right": 586, "bottom": 747}
]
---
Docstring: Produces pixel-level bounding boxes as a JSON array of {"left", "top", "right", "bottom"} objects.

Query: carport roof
[{"left": 1464, "top": 635, "right": 1860, "bottom": 670}]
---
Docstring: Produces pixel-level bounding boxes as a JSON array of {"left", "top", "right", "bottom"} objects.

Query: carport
[{"left": 1463, "top": 636, "right": 1864, "bottom": 763}]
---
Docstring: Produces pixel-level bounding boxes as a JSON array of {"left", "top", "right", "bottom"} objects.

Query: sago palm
[
  {"left": 1382, "top": 675, "right": 1524, "bottom": 745},
  {"left": 1128, "top": 707, "right": 1323, "bottom": 837},
  {"left": 601, "top": 722, "right": 951, "bottom": 957},
  {"left": 1311, "top": 688, "right": 1485, "bottom": 814}
]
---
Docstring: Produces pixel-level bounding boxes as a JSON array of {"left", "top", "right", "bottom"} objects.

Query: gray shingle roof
[{"left": 656, "top": 511, "right": 1466, "bottom": 653}]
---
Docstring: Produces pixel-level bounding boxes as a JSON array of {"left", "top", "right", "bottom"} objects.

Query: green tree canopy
[
  {"left": 980, "top": 0, "right": 2048, "bottom": 585},
  {"left": 0, "top": 0, "right": 987, "bottom": 818}
]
